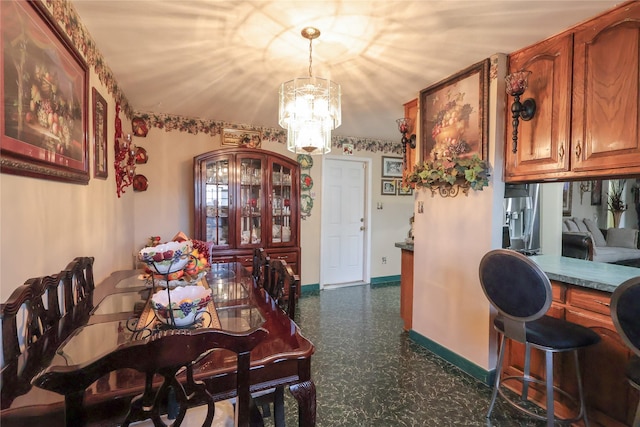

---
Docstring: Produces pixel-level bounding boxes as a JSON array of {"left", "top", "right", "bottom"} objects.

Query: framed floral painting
[
  {"left": 420, "top": 59, "right": 489, "bottom": 162},
  {"left": 1, "top": 0, "right": 89, "bottom": 184},
  {"left": 92, "top": 88, "right": 107, "bottom": 179}
]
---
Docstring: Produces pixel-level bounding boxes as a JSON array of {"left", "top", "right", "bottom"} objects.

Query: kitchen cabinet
[
  {"left": 505, "top": 1, "right": 640, "bottom": 182},
  {"left": 194, "top": 148, "right": 301, "bottom": 296},
  {"left": 501, "top": 281, "right": 637, "bottom": 426},
  {"left": 402, "top": 98, "right": 418, "bottom": 187},
  {"left": 399, "top": 247, "right": 414, "bottom": 331},
  {"left": 571, "top": 1, "right": 640, "bottom": 173},
  {"left": 504, "top": 34, "right": 572, "bottom": 180}
]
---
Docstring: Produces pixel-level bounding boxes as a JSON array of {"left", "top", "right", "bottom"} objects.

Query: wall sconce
[
  {"left": 396, "top": 117, "right": 416, "bottom": 169},
  {"left": 505, "top": 70, "right": 536, "bottom": 153},
  {"left": 114, "top": 103, "right": 136, "bottom": 197},
  {"left": 579, "top": 181, "right": 592, "bottom": 203}
]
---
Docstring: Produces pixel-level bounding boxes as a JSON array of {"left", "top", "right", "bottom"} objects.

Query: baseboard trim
[
  {"left": 370, "top": 275, "right": 400, "bottom": 288},
  {"left": 301, "top": 275, "right": 400, "bottom": 295},
  {"left": 300, "top": 283, "right": 320, "bottom": 296},
  {"left": 408, "top": 329, "right": 495, "bottom": 386}
]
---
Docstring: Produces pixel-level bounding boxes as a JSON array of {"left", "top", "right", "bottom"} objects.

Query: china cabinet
[
  {"left": 194, "top": 149, "right": 301, "bottom": 295},
  {"left": 504, "top": 0, "right": 640, "bottom": 182}
]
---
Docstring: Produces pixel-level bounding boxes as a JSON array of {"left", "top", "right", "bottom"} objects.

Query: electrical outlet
[{"left": 382, "top": 257, "right": 387, "bottom": 264}]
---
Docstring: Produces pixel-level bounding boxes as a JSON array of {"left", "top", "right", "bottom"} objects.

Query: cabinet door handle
[
  {"left": 593, "top": 299, "right": 610, "bottom": 308},
  {"left": 276, "top": 255, "right": 288, "bottom": 260},
  {"left": 558, "top": 144, "right": 565, "bottom": 160},
  {"left": 575, "top": 141, "right": 582, "bottom": 159}
]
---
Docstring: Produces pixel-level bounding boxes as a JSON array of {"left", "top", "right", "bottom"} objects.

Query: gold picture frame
[
  {"left": 1, "top": 0, "right": 89, "bottom": 184},
  {"left": 222, "top": 129, "right": 261, "bottom": 148},
  {"left": 420, "top": 59, "right": 489, "bottom": 162}
]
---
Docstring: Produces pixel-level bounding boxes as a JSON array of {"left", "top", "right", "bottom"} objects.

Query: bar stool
[
  {"left": 611, "top": 276, "right": 640, "bottom": 427},
  {"left": 479, "top": 249, "right": 600, "bottom": 427}
]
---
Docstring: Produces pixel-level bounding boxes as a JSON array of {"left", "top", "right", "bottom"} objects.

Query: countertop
[
  {"left": 397, "top": 247, "right": 637, "bottom": 292},
  {"left": 395, "top": 242, "right": 414, "bottom": 251},
  {"left": 529, "top": 255, "right": 639, "bottom": 293}
]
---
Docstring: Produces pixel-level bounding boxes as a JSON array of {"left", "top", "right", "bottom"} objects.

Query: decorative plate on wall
[
  {"left": 135, "top": 146, "right": 148, "bottom": 164},
  {"left": 133, "top": 174, "right": 148, "bottom": 191},
  {"left": 132, "top": 117, "right": 148, "bottom": 137},
  {"left": 301, "top": 173, "right": 313, "bottom": 191},
  {"left": 297, "top": 154, "right": 313, "bottom": 170}
]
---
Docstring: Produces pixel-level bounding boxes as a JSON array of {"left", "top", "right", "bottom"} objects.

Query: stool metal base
[
  {"left": 487, "top": 336, "right": 590, "bottom": 427},
  {"left": 497, "top": 375, "right": 585, "bottom": 424}
]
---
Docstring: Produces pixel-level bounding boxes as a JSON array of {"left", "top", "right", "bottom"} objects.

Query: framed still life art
[
  {"left": 420, "top": 59, "right": 489, "bottom": 162},
  {"left": 1, "top": 0, "right": 89, "bottom": 184},
  {"left": 92, "top": 88, "right": 107, "bottom": 179}
]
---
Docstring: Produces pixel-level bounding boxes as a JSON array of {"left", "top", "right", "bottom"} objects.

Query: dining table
[{"left": 2, "top": 262, "right": 316, "bottom": 426}]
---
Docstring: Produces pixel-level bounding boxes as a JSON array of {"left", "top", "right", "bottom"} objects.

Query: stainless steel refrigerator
[{"left": 503, "top": 183, "right": 541, "bottom": 254}]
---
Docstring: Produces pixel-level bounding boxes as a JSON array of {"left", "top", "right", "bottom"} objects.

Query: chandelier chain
[{"left": 308, "top": 37, "right": 313, "bottom": 78}]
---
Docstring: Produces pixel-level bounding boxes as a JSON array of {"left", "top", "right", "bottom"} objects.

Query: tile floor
[{"left": 263, "top": 283, "right": 549, "bottom": 427}]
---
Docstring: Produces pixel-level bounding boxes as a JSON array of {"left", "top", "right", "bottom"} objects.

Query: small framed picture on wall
[
  {"left": 397, "top": 180, "right": 413, "bottom": 196},
  {"left": 382, "top": 156, "right": 403, "bottom": 178},
  {"left": 381, "top": 179, "right": 396, "bottom": 195}
]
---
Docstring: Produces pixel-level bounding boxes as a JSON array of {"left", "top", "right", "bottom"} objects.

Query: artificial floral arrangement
[
  {"left": 405, "top": 154, "right": 489, "bottom": 193},
  {"left": 607, "top": 179, "right": 628, "bottom": 213}
]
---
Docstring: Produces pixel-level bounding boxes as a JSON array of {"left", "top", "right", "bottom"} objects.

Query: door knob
[{"left": 360, "top": 226, "right": 365, "bottom": 231}]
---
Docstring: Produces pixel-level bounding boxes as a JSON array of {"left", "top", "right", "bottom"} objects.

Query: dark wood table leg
[
  {"left": 65, "top": 391, "right": 86, "bottom": 427},
  {"left": 273, "top": 386, "right": 285, "bottom": 427},
  {"left": 289, "top": 380, "right": 316, "bottom": 427}
]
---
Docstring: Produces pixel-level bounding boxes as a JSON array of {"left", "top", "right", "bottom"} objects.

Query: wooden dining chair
[
  {"left": 123, "top": 327, "right": 268, "bottom": 427},
  {"left": 254, "top": 258, "right": 300, "bottom": 426},
  {"left": 1, "top": 273, "right": 65, "bottom": 407},
  {"left": 252, "top": 248, "right": 270, "bottom": 291},
  {"left": 267, "top": 259, "right": 298, "bottom": 320},
  {"left": 47, "top": 327, "right": 268, "bottom": 427}
]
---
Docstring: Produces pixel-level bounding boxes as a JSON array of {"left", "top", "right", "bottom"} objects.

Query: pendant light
[{"left": 279, "top": 27, "right": 341, "bottom": 155}]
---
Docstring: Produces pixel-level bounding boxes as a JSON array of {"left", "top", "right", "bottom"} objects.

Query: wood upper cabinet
[
  {"left": 504, "top": 34, "right": 572, "bottom": 181},
  {"left": 193, "top": 148, "right": 301, "bottom": 285},
  {"left": 402, "top": 98, "right": 418, "bottom": 187},
  {"left": 571, "top": 1, "right": 640, "bottom": 173},
  {"left": 505, "top": 1, "right": 640, "bottom": 182}
]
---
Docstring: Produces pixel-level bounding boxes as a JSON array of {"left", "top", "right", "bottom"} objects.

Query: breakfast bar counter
[
  {"left": 529, "top": 254, "right": 639, "bottom": 293},
  {"left": 504, "top": 254, "right": 639, "bottom": 426}
]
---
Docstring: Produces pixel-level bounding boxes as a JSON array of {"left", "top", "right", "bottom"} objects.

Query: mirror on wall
[{"left": 562, "top": 179, "right": 640, "bottom": 230}]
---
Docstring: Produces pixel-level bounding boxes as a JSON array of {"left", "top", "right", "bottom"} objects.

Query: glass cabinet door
[
  {"left": 238, "top": 156, "right": 263, "bottom": 247},
  {"left": 205, "top": 158, "right": 230, "bottom": 246},
  {"left": 271, "top": 161, "right": 293, "bottom": 245}
]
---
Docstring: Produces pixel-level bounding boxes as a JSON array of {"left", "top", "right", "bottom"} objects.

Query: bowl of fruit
[
  {"left": 139, "top": 240, "right": 193, "bottom": 274},
  {"left": 151, "top": 285, "right": 211, "bottom": 327}
]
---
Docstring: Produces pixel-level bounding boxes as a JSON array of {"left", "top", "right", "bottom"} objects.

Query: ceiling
[{"left": 71, "top": 0, "right": 621, "bottom": 141}]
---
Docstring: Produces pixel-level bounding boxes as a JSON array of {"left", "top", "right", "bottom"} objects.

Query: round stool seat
[{"left": 494, "top": 315, "right": 600, "bottom": 350}]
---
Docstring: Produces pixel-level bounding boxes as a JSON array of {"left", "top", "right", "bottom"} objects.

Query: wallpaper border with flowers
[{"left": 40, "top": 0, "right": 400, "bottom": 154}]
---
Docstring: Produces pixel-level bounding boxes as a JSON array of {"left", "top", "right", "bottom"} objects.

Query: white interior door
[{"left": 321, "top": 157, "right": 370, "bottom": 288}]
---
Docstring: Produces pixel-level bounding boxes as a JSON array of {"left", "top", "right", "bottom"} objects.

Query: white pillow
[
  {"left": 573, "top": 218, "right": 589, "bottom": 233},
  {"left": 564, "top": 219, "right": 579, "bottom": 232},
  {"left": 583, "top": 218, "right": 607, "bottom": 247},
  {"left": 606, "top": 228, "right": 639, "bottom": 249}
]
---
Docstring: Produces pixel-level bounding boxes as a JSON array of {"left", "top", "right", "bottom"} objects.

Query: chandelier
[{"left": 279, "top": 27, "right": 341, "bottom": 155}]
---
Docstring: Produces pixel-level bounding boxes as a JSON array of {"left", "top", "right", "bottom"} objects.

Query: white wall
[
  {"left": 411, "top": 54, "right": 506, "bottom": 370},
  {"left": 1, "top": 70, "right": 135, "bottom": 297},
  {"left": 130, "top": 129, "right": 413, "bottom": 286}
]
